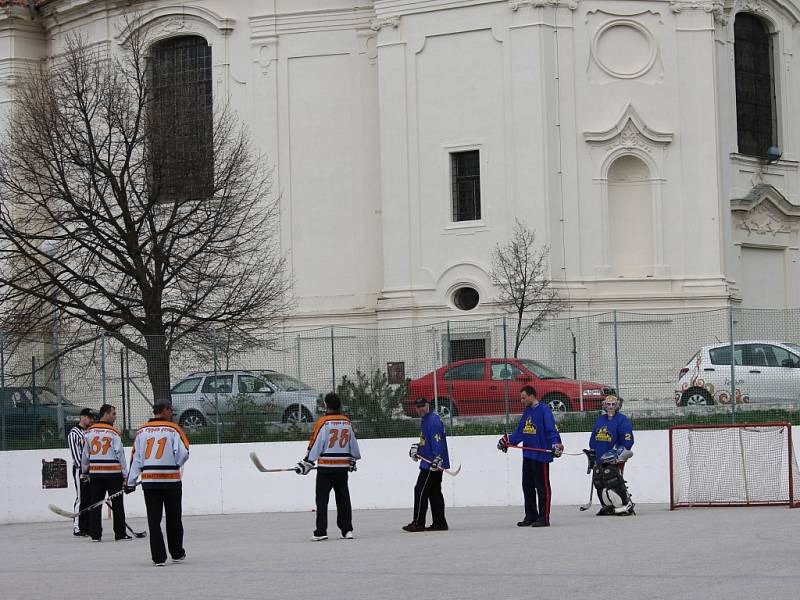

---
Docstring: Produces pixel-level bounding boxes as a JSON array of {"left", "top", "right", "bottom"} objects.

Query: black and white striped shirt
[{"left": 67, "top": 425, "right": 87, "bottom": 470}]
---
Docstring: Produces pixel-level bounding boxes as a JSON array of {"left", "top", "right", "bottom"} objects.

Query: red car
[{"left": 404, "top": 358, "right": 615, "bottom": 417}]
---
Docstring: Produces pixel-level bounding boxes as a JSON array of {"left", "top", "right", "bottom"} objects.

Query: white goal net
[{"left": 670, "top": 423, "right": 800, "bottom": 508}]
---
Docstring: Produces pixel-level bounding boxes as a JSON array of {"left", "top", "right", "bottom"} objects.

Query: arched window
[
  {"left": 149, "top": 35, "right": 213, "bottom": 202},
  {"left": 734, "top": 14, "right": 776, "bottom": 157},
  {"left": 607, "top": 155, "right": 653, "bottom": 276}
]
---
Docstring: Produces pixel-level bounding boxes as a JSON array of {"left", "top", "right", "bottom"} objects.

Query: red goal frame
[{"left": 669, "top": 422, "right": 799, "bottom": 509}]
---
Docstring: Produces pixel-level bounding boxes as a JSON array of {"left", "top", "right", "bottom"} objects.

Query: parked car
[
  {"left": 0, "top": 386, "right": 86, "bottom": 441},
  {"left": 404, "top": 358, "right": 616, "bottom": 417},
  {"left": 170, "top": 370, "right": 321, "bottom": 430},
  {"left": 676, "top": 340, "right": 800, "bottom": 406}
]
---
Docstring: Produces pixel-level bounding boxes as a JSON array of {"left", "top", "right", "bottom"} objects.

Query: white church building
[{"left": 1, "top": 0, "right": 799, "bottom": 328}]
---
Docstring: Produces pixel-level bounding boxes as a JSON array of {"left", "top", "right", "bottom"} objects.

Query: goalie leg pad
[{"left": 594, "top": 464, "right": 630, "bottom": 510}]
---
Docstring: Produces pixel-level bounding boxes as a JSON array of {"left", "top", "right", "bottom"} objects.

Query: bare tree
[
  {"left": 0, "top": 26, "right": 291, "bottom": 402},
  {"left": 490, "top": 220, "right": 564, "bottom": 357}
]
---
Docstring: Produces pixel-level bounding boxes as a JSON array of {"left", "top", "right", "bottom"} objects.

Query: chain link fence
[{"left": 2, "top": 308, "right": 799, "bottom": 450}]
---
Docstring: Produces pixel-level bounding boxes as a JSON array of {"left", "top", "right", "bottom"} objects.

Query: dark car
[
  {"left": 0, "top": 387, "right": 86, "bottom": 442},
  {"left": 405, "top": 358, "right": 616, "bottom": 418}
]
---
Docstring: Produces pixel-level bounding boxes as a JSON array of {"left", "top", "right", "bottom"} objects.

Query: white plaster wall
[{"left": 0, "top": 430, "right": 672, "bottom": 525}]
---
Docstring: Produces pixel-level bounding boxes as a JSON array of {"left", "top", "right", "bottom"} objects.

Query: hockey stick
[
  {"left": 249, "top": 452, "right": 316, "bottom": 473},
  {"left": 416, "top": 454, "right": 462, "bottom": 477},
  {"left": 49, "top": 489, "right": 125, "bottom": 519},
  {"left": 505, "top": 445, "right": 583, "bottom": 456},
  {"left": 579, "top": 478, "right": 594, "bottom": 511},
  {"left": 103, "top": 501, "right": 147, "bottom": 538}
]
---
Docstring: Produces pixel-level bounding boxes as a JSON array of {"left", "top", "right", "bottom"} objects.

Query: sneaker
[
  {"left": 516, "top": 520, "right": 534, "bottom": 527},
  {"left": 342, "top": 531, "right": 354, "bottom": 539},
  {"left": 596, "top": 506, "right": 615, "bottom": 516},
  {"left": 530, "top": 520, "right": 550, "bottom": 527},
  {"left": 115, "top": 535, "right": 133, "bottom": 541},
  {"left": 153, "top": 562, "right": 165, "bottom": 567},
  {"left": 73, "top": 531, "right": 88, "bottom": 538},
  {"left": 91, "top": 538, "right": 101, "bottom": 542},
  {"left": 425, "top": 524, "right": 449, "bottom": 531},
  {"left": 401, "top": 522, "right": 425, "bottom": 532},
  {"left": 311, "top": 534, "right": 328, "bottom": 541},
  {"left": 172, "top": 552, "right": 187, "bottom": 563}
]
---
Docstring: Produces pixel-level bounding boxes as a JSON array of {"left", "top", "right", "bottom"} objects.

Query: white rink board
[{"left": 1, "top": 430, "right": 679, "bottom": 524}]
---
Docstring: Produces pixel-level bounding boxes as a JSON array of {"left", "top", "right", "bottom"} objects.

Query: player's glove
[
  {"left": 409, "top": 443, "right": 419, "bottom": 461},
  {"left": 295, "top": 458, "right": 315, "bottom": 475},
  {"left": 79, "top": 473, "right": 90, "bottom": 484},
  {"left": 552, "top": 444, "right": 564, "bottom": 458},
  {"left": 348, "top": 458, "right": 357, "bottom": 472},
  {"left": 430, "top": 455, "right": 443, "bottom": 471},
  {"left": 583, "top": 449, "right": 596, "bottom": 473},
  {"left": 124, "top": 485, "right": 136, "bottom": 495},
  {"left": 497, "top": 434, "right": 509, "bottom": 453}
]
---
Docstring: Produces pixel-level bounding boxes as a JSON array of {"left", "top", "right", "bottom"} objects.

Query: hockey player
[
  {"left": 67, "top": 408, "right": 95, "bottom": 537},
  {"left": 126, "top": 401, "right": 190, "bottom": 566},
  {"left": 296, "top": 393, "right": 360, "bottom": 541},
  {"left": 403, "top": 398, "right": 450, "bottom": 533},
  {"left": 586, "top": 395, "right": 635, "bottom": 516},
  {"left": 497, "top": 386, "right": 563, "bottom": 527},
  {"left": 80, "top": 404, "right": 130, "bottom": 541}
]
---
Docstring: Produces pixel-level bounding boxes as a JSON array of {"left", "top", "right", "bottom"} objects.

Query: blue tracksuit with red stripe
[{"left": 508, "top": 402, "right": 562, "bottom": 525}]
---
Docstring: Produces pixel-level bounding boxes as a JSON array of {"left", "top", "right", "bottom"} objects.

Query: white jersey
[
  {"left": 306, "top": 413, "right": 361, "bottom": 468},
  {"left": 127, "top": 419, "right": 190, "bottom": 488},
  {"left": 80, "top": 422, "right": 128, "bottom": 479}
]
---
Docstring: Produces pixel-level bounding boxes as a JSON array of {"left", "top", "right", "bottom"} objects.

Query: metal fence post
[
  {"left": 120, "top": 350, "right": 126, "bottom": 437},
  {"left": 212, "top": 329, "right": 221, "bottom": 444},
  {"left": 330, "top": 327, "right": 336, "bottom": 394},
  {"left": 446, "top": 320, "right": 451, "bottom": 365},
  {"left": 124, "top": 347, "right": 131, "bottom": 432},
  {"left": 54, "top": 326, "right": 65, "bottom": 438},
  {"left": 295, "top": 334, "right": 301, "bottom": 380},
  {"left": 503, "top": 316, "right": 509, "bottom": 430},
  {"left": 1, "top": 331, "right": 5, "bottom": 451},
  {"left": 100, "top": 332, "right": 107, "bottom": 405},
  {"left": 612, "top": 310, "right": 620, "bottom": 397},
  {"left": 729, "top": 306, "right": 736, "bottom": 424},
  {"left": 431, "top": 327, "right": 439, "bottom": 417}
]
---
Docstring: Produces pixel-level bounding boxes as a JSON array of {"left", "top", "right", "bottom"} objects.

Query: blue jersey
[
  {"left": 418, "top": 412, "right": 450, "bottom": 470},
  {"left": 589, "top": 412, "right": 634, "bottom": 458},
  {"left": 508, "top": 403, "right": 562, "bottom": 463}
]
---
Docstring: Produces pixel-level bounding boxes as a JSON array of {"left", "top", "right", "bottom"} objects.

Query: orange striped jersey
[
  {"left": 80, "top": 422, "right": 128, "bottom": 479},
  {"left": 127, "top": 419, "right": 190, "bottom": 488},
  {"left": 306, "top": 413, "right": 361, "bottom": 468}
]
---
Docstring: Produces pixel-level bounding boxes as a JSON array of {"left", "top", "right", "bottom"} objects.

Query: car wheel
[
  {"left": 283, "top": 405, "right": 312, "bottom": 425},
  {"left": 37, "top": 421, "right": 57, "bottom": 442},
  {"left": 179, "top": 411, "right": 207, "bottom": 430},
  {"left": 433, "top": 399, "right": 457, "bottom": 419},
  {"left": 544, "top": 394, "right": 570, "bottom": 413},
  {"left": 680, "top": 388, "right": 714, "bottom": 406}
]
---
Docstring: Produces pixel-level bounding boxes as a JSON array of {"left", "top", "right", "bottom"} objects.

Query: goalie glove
[
  {"left": 409, "top": 443, "right": 420, "bottom": 461},
  {"left": 497, "top": 434, "right": 509, "bottom": 453},
  {"left": 348, "top": 458, "right": 357, "bottom": 472},
  {"left": 552, "top": 444, "right": 564, "bottom": 458},
  {"left": 79, "top": 473, "right": 90, "bottom": 484},
  {"left": 430, "top": 455, "right": 443, "bottom": 471},
  {"left": 295, "top": 458, "right": 315, "bottom": 475}
]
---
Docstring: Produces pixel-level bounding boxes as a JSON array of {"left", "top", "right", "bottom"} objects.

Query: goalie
[{"left": 586, "top": 395, "right": 635, "bottom": 516}]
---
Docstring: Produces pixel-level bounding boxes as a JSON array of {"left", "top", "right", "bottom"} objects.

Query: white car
[{"left": 676, "top": 340, "right": 800, "bottom": 406}]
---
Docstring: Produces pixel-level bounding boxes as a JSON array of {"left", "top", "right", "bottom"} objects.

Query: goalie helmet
[{"left": 602, "top": 395, "right": 622, "bottom": 413}]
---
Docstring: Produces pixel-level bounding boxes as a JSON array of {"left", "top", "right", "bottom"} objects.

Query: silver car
[{"left": 170, "top": 370, "right": 320, "bottom": 430}]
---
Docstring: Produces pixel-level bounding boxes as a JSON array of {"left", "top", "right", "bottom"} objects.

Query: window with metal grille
[
  {"left": 149, "top": 36, "right": 213, "bottom": 202},
  {"left": 734, "top": 14, "right": 776, "bottom": 157},
  {"left": 451, "top": 150, "right": 481, "bottom": 222}
]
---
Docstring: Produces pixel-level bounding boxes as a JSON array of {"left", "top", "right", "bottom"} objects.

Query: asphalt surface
[{"left": 2, "top": 504, "right": 798, "bottom": 600}]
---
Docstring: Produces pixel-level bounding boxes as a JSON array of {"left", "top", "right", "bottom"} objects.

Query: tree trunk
[
  {"left": 514, "top": 310, "right": 524, "bottom": 358},
  {"left": 144, "top": 335, "right": 172, "bottom": 403}
]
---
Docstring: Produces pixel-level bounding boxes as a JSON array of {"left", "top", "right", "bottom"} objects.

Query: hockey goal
[{"left": 670, "top": 422, "right": 800, "bottom": 509}]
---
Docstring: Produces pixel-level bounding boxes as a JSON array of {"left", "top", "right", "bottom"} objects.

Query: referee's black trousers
[{"left": 144, "top": 486, "right": 185, "bottom": 564}]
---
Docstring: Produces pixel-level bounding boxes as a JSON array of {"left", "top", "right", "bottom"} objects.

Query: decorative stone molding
[
  {"left": 669, "top": 1, "right": 727, "bottom": 24},
  {"left": 115, "top": 6, "right": 235, "bottom": 45},
  {"left": 509, "top": 0, "right": 579, "bottom": 10},
  {"left": 369, "top": 15, "right": 400, "bottom": 31},
  {"left": 731, "top": 184, "right": 800, "bottom": 235},
  {"left": 590, "top": 19, "right": 658, "bottom": 80},
  {"left": 584, "top": 103, "right": 673, "bottom": 155}
]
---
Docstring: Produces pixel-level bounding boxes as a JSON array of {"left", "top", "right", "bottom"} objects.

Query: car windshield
[
  {"left": 518, "top": 360, "right": 565, "bottom": 380},
  {"left": 260, "top": 373, "right": 313, "bottom": 392}
]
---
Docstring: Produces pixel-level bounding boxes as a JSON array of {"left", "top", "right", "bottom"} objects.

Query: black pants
[
  {"left": 88, "top": 476, "right": 126, "bottom": 540},
  {"left": 72, "top": 467, "right": 90, "bottom": 534},
  {"left": 144, "top": 487, "right": 185, "bottom": 564},
  {"left": 315, "top": 469, "right": 352, "bottom": 536},
  {"left": 412, "top": 469, "right": 446, "bottom": 528},
  {"left": 521, "top": 458, "right": 551, "bottom": 524}
]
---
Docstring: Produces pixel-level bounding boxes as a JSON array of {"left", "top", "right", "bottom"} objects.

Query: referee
[{"left": 67, "top": 408, "right": 95, "bottom": 537}]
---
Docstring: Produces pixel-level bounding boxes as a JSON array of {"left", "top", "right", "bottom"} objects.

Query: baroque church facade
[{"left": 1, "top": 0, "right": 799, "bottom": 328}]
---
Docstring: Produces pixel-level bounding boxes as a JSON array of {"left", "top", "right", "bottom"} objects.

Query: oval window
[{"left": 453, "top": 287, "right": 479, "bottom": 311}]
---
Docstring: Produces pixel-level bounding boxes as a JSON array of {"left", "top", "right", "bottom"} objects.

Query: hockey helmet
[{"left": 602, "top": 394, "right": 622, "bottom": 413}]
